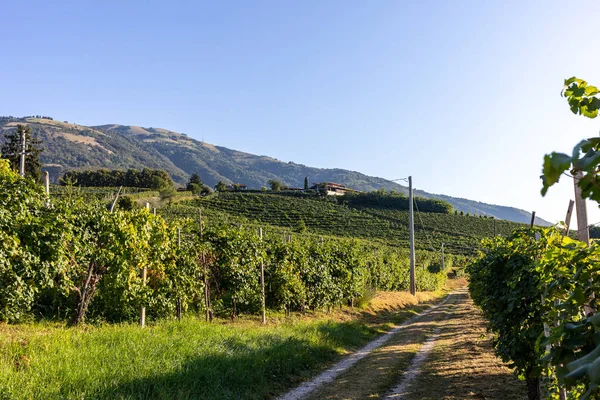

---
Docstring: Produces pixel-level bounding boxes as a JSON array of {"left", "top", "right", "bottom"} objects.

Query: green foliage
[
  {"left": 116, "top": 195, "right": 136, "bottom": 210},
  {"left": 269, "top": 179, "right": 283, "bottom": 191},
  {"left": 542, "top": 77, "right": 600, "bottom": 201},
  {"left": 0, "top": 124, "right": 43, "bottom": 182},
  {"left": 215, "top": 181, "right": 227, "bottom": 192},
  {"left": 340, "top": 191, "right": 453, "bottom": 213},
  {"left": 535, "top": 235, "right": 600, "bottom": 398},
  {"left": 0, "top": 168, "right": 450, "bottom": 324},
  {"left": 468, "top": 229, "right": 554, "bottom": 381},
  {"left": 183, "top": 192, "right": 522, "bottom": 255},
  {"left": 562, "top": 77, "right": 600, "bottom": 119},
  {"left": 61, "top": 168, "right": 174, "bottom": 189},
  {"left": 186, "top": 172, "right": 202, "bottom": 189}
]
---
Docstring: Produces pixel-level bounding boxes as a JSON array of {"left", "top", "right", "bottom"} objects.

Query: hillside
[
  {"left": 0, "top": 116, "right": 550, "bottom": 225},
  {"left": 168, "top": 192, "right": 528, "bottom": 254}
]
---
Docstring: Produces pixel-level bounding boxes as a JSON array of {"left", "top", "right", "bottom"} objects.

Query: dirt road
[{"left": 279, "top": 287, "right": 527, "bottom": 400}]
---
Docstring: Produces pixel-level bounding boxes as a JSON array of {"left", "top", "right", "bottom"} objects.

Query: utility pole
[
  {"left": 574, "top": 171, "right": 590, "bottom": 245},
  {"left": 409, "top": 176, "right": 416, "bottom": 296}
]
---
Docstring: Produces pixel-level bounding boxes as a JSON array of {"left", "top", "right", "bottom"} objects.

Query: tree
[
  {"left": 160, "top": 185, "right": 177, "bottom": 204},
  {"left": 215, "top": 181, "right": 227, "bottom": 192},
  {"left": 304, "top": 176, "right": 309, "bottom": 191},
  {"left": 268, "top": 179, "right": 282, "bottom": 191},
  {"left": 186, "top": 172, "right": 202, "bottom": 191},
  {"left": 200, "top": 184, "right": 213, "bottom": 195},
  {"left": 1, "top": 124, "right": 43, "bottom": 181},
  {"left": 188, "top": 183, "right": 201, "bottom": 196}
]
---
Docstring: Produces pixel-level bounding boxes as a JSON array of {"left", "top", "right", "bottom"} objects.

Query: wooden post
[
  {"left": 19, "top": 129, "right": 26, "bottom": 177},
  {"left": 140, "top": 265, "right": 147, "bottom": 328},
  {"left": 556, "top": 201, "right": 574, "bottom": 400},
  {"left": 409, "top": 176, "right": 416, "bottom": 296},
  {"left": 259, "top": 227, "right": 266, "bottom": 325},
  {"left": 563, "top": 200, "right": 575, "bottom": 237},
  {"left": 153, "top": 208, "right": 156, "bottom": 216},
  {"left": 200, "top": 208, "right": 210, "bottom": 322},
  {"left": 574, "top": 171, "right": 590, "bottom": 245},
  {"left": 44, "top": 171, "right": 50, "bottom": 196},
  {"left": 177, "top": 228, "right": 182, "bottom": 321},
  {"left": 530, "top": 211, "right": 536, "bottom": 228},
  {"left": 574, "top": 172, "right": 594, "bottom": 319},
  {"left": 109, "top": 186, "right": 123, "bottom": 213},
  {"left": 140, "top": 203, "right": 149, "bottom": 327}
]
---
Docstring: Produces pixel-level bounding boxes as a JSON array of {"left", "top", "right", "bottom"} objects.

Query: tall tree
[
  {"left": 1, "top": 124, "right": 43, "bottom": 181},
  {"left": 268, "top": 179, "right": 282, "bottom": 191},
  {"left": 215, "top": 181, "right": 227, "bottom": 192},
  {"left": 186, "top": 172, "right": 202, "bottom": 191},
  {"left": 304, "top": 176, "right": 309, "bottom": 191}
]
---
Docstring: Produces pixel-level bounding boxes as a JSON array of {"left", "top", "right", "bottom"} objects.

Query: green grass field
[{"left": 0, "top": 289, "right": 451, "bottom": 400}]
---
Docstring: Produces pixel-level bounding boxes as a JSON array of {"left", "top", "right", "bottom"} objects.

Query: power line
[{"left": 413, "top": 197, "right": 438, "bottom": 253}]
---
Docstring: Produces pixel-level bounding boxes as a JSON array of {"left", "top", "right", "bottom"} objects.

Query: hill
[
  {"left": 0, "top": 115, "right": 550, "bottom": 225},
  {"left": 165, "top": 192, "right": 528, "bottom": 255}
]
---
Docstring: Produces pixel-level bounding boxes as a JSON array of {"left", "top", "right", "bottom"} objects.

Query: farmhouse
[
  {"left": 226, "top": 183, "right": 247, "bottom": 191},
  {"left": 309, "top": 182, "right": 355, "bottom": 196}
]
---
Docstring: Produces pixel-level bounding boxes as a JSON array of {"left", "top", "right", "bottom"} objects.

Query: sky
[{"left": 2, "top": 0, "right": 600, "bottom": 226}]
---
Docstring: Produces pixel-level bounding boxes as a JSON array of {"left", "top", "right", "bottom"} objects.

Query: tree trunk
[
  {"left": 231, "top": 298, "right": 237, "bottom": 321},
  {"left": 526, "top": 377, "right": 541, "bottom": 400},
  {"left": 71, "top": 261, "right": 97, "bottom": 326}
]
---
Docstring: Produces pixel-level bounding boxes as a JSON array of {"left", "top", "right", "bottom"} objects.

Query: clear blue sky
[{"left": 2, "top": 1, "right": 600, "bottom": 225}]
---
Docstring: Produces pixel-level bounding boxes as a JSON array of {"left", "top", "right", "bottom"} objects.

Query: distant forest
[{"left": 61, "top": 168, "right": 174, "bottom": 188}]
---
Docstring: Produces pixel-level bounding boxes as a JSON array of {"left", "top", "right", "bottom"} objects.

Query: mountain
[{"left": 0, "top": 116, "right": 551, "bottom": 225}]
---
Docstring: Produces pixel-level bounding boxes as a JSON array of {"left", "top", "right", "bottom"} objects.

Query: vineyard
[
  {"left": 466, "top": 78, "right": 600, "bottom": 400},
  {"left": 177, "top": 192, "right": 527, "bottom": 254},
  {"left": 0, "top": 160, "right": 467, "bottom": 325}
]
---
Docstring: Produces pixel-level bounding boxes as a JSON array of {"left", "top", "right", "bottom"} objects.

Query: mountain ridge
[{"left": 0, "top": 116, "right": 551, "bottom": 225}]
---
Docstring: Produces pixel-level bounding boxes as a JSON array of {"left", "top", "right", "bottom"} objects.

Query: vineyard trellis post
[
  {"left": 573, "top": 171, "right": 590, "bottom": 246},
  {"left": 200, "top": 208, "right": 211, "bottom": 322},
  {"left": 109, "top": 186, "right": 122, "bottom": 213},
  {"left": 177, "top": 228, "right": 182, "bottom": 321},
  {"left": 44, "top": 171, "right": 50, "bottom": 207},
  {"left": 563, "top": 200, "right": 574, "bottom": 236},
  {"left": 530, "top": 211, "right": 536, "bottom": 228},
  {"left": 44, "top": 171, "right": 49, "bottom": 195},
  {"left": 409, "top": 176, "right": 416, "bottom": 295},
  {"left": 140, "top": 202, "right": 150, "bottom": 327},
  {"left": 19, "top": 128, "right": 26, "bottom": 177},
  {"left": 259, "top": 227, "right": 266, "bottom": 325}
]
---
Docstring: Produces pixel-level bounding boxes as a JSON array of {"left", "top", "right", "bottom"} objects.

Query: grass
[{"left": 0, "top": 285, "right": 458, "bottom": 400}]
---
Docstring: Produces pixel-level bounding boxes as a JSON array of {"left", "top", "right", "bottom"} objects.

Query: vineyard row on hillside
[{"left": 1, "top": 161, "right": 465, "bottom": 324}]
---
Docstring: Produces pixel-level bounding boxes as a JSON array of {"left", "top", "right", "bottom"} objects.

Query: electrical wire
[{"left": 412, "top": 197, "right": 437, "bottom": 253}]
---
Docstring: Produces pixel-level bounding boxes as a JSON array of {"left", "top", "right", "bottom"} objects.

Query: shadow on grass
[{"left": 62, "top": 322, "right": 382, "bottom": 400}]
